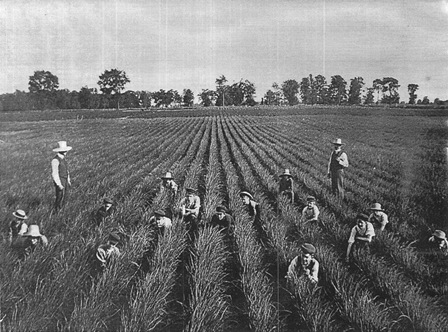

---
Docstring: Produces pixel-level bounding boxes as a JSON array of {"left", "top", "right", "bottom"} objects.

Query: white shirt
[{"left": 51, "top": 153, "right": 70, "bottom": 187}]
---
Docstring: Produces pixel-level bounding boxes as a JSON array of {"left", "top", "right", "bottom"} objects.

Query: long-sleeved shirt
[
  {"left": 287, "top": 256, "right": 319, "bottom": 283},
  {"left": 348, "top": 222, "right": 375, "bottom": 243},
  {"left": 51, "top": 153, "right": 70, "bottom": 187},
  {"left": 327, "top": 149, "right": 349, "bottom": 173},
  {"left": 96, "top": 244, "right": 120, "bottom": 267},
  {"left": 302, "top": 205, "right": 320, "bottom": 222}
]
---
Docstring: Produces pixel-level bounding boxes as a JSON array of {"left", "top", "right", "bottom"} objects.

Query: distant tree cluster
[{"left": 0, "top": 69, "right": 446, "bottom": 111}]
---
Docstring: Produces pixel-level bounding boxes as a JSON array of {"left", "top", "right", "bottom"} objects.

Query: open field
[{"left": 1, "top": 106, "right": 448, "bottom": 331}]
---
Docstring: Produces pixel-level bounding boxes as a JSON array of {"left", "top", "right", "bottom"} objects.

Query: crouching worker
[
  {"left": 8, "top": 209, "right": 29, "bottom": 244},
  {"left": 368, "top": 203, "right": 388, "bottom": 231},
  {"left": 346, "top": 214, "right": 375, "bottom": 262},
  {"left": 279, "top": 169, "right": 294, "bottom": 203},
  {"left": 12, "top": 225, "right": 48, "bottom": 260},
  {"left": 429, "top": 230, "right": 448, "bottom": 256},
  {"left": 94, "top": 198, "right": 115, "bottom": 226},
  {"left": 210, "top": 206, "right": 234, "bottom": 236},
  {"left": 301, "top": 196, "right": 320, "bottom": 223},
  {"left": 179, "top": 188, "right": 201, "bottom": 236},
  {"left": 286, "top": 243, "right": 319, "bottom": 288},
  {"left": 149, "top": 210, "right": 172, "bottom": 234},
  {"left": 96, "top": 232, "right": 121, "bottom": 269}
]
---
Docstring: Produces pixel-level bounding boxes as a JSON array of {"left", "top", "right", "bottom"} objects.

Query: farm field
[{"left": 1, "top": 106, "right": 448, "bottom": 331}]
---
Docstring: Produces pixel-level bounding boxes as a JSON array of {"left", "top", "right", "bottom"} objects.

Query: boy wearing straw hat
[
  {"left": 286, "top": 243, "right": 319, "bottom": 285},
  {"left": 301, "top": 196, "right": 320, "bottom": 222},
  {"left": 279, "top": 169, "right": 294, "bottom": 203},
  {"left": 429, "top": 230, "right": 448, "bottom": 256},
  {"left": 368, "top": 203, "right": 389, "bottom": 231},
  {"left": 240, "top": 191, "right": 261, "bottom": 224},
  {"left": 160, "top": 171, "right": 178, "bottom": 197},
  {"left": 12, "top": 224, "right": 48, "bottom": 260},
  {"left": 327, "top": 138, "right": 349, "bottom": 200},
  {"left": 8, "top": 209, "right": 29, "bottom": 244},
  {"left": 345, "top": 214, "right": 375, "bottom": 262},
  {"left": 51, "top": 141, "right": 72, "bottom": 212}
]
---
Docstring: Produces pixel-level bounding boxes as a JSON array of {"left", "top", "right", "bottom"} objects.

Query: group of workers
[{"left": 5, "top": 140, "right": 448, "bottom": 288}]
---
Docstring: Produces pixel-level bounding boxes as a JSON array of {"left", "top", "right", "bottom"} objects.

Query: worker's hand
[
  {"left": 68, "top": 180, "right": 72, "bottom": 186},
  {"left": 58, "top": 185, "right": 64, "bottom": 190},
  {"left": 345, "top": 257, "right": 350, "bottom": 263}
]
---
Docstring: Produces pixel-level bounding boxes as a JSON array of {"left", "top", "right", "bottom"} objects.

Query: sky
[{"left": 1, "top": 0, "right": 447, "bottom": 102}]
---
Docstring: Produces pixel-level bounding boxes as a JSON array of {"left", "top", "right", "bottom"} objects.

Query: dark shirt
[
  {"left": 94, "top": 206, "right": 115, "bottom": 226},
  {"left": 279, "top": 177, "right": 293, "bottom": 192},
  {"left": 210, "top": 213, "right": 234, "bottom": 231}
]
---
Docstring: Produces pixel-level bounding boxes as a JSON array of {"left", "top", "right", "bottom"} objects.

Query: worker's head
[
  {"left": 154, "top": 210, "right": 165, "bottom": 221},
  {"left": 103, "top": 198, "right": 113, "bottom": 209},
  {"left": 332, "top": 138, "right": 343, "bottom": 150},
  {"left": 433, "top": 230, "right": 446, "bottom": 248},
  {"left": 239, "top": 191, "right": 253, "bottom": 205},
  {"left": 23, "top": 225, "right": 43, "bottom": 245},
  {"left": 300, "top": 243, "right": 316, "bottom": 265},
  {"left": 369, "top": 203, "right": 383, "bottom": 216},
  {"left": 306, "top": 196, "right": 316, "bottom": 208},
  {"left": 186, "top": 188, "right": 196, "bottom": 198},
  {"left": 108, "top": 232, "right": 121, "bottom": 246},
  {"left": 216, "top": 206, "right": 227, "bottom": 220},
  {"left": 356, "top": 214, "right": 369, "bottom": 229}
]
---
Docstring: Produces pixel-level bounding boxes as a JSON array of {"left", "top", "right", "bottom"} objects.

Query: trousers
[
  {"left": 54, "top": 178, "right": 68, "bottom": 212},
  {"left": 330, "top": 169, "right": 344, "bottom": 200}
]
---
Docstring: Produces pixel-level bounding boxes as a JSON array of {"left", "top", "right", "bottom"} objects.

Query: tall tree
[
  {"left": 313, "top": 74, "right": 328, "bottom": 104},
  {"left": 373, "top": 79, "right": 383, "bottom": 104},
  {"left": 329, "top": 75, "right": 347, "bottom": 105},
  {"left": 78, "top": 86, "right": 98, "bottom": 109},
  {"left": 29, "top": 70, "right": 59, "bottom": 110},
  {"left": 364, "top": 87, "right": 375, "bottom": 105},
  {"left": 215, "top": 75, "right": 230, "bottom": 106},
  {"left": 347, "top": 77, "right": 364, "bottom": 105},
  {"left": 97, "top": 68, "right": 130, "bottom": 110},
  {"left": 299, "top": 77, "right": 311, "bottom": 104},
  {"left": 198, "top": 89, "right": 216, "bottom": 107},
  {"left": 182, "top": 89, "right": 195, "bottom": 107},
  {"left": 381, "top": 77, "right": 400, "bottom": 104},
  {"left": 281, "top": 79, "right": 300, "bottom": 106},
  {"left": 407, "top": 84, "right": 419, "bottom": 104}
]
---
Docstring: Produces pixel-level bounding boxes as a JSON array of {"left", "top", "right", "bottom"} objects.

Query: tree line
[{"left": 0, "top": 69, "right": 444, "bottom": 111}]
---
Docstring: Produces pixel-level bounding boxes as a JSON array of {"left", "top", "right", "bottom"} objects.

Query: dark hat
[
  {"left": 103, "top": 197, "right": 114, "bottom": 204},
  {"left": 216, "top": 206, "right": 227, "bottom": 213},
  {"left": 154, "top": 210, "right": 165, "bottom": 217},
  {"left": 306, "top": 196, "right": 316, "bottom": 202},
  {"left": 356, "top": 213, "right": 369, "bottom": 222},
  {"left": 239, "top": 191, "right": 254, "bottom": 200},
  {"left": 108, "top": 232, "right": 121, "bottom": 244},
  {"left": 433, "top": 230, "right": 446, "bottom": 240},
  {"left": 186, "top": 187, "right": 196, "bottom": 194},
  {"left": 301, "top": 243, "right": 316, "bottom": 255}
]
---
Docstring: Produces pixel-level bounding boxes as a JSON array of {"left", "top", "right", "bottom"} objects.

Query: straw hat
[
  {"left": 332, "top": 138, "right": 344, "bottom": 145},
  {"left": 53, "top": 141, "right": 72, "bottom": 152},
  {"left": 279, "top": 169, "right": 292, "bottom": 177},
  {"left": 301, "top": 243, "right": 316, "bottom": 255},
  {"left": 161, "top": 172, "right": 173, "bottom": 180},
  {"left": 306, "top": 196, "right": 316, "bottom": 202},
  {"left": 433, "top": 230, "right": 446, "bottom": 240},
  {"left": 239, "top": 191, "right": 254, "bottom": 200},
  {"left": 23, "top": 225, "right": 42, "bottom": 237},
  {"left": 13, "top": 209, "right": 28, "bottom": 220},
  {"left": 369, "top": 203, "right": 384, "bottom": 211}
]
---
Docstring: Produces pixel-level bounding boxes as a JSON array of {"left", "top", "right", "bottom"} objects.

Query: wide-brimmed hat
[
  {"left": 186, "top": 187, "right": 197, "bottom": 194},
  {"left": 239, "top": 191, "right": 254, "bottom": 200},
  {"left": 332, "top": 138, "right": 344, "bottom": 146},
  {"left": 356, "top": 213, "right": 369, "bottom": 222},
  {"left": 279, "top": 169, "right": 292, "bottom": 177},
  {"left": 306, "top": 196, "right": 316, "bottom": 202},
  {"left": 433, "top": 230, "right": 446, "bottom": 240},
  {"left": 301, "top": 243, "right": 316, "bottom": 255},
  {"left": 108, "top": 232, "right": 121, "bottom": 244},
  {"left": 13, "top": 209, "right": 28, "bottom": 220},
  {"left": 369, "top": 203, "right": 383, "bottom": 211},
  {"left": 53, "top": 141, "right": 72, "bottom": 152},
  {"left": 154, "top": 210, "right": 165, "bottom": 217},
  {"left": 103, "top": 197, "right": 114, "bottom": 205},
  {"left": 216, "top": 206, "right": 227, "bottom": 213},
  {"left": 161, "top": 172, "right": 173, "bottom": 180},
  {"left": 23, "top": 225, "right": 42, "bottom": 237}
]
